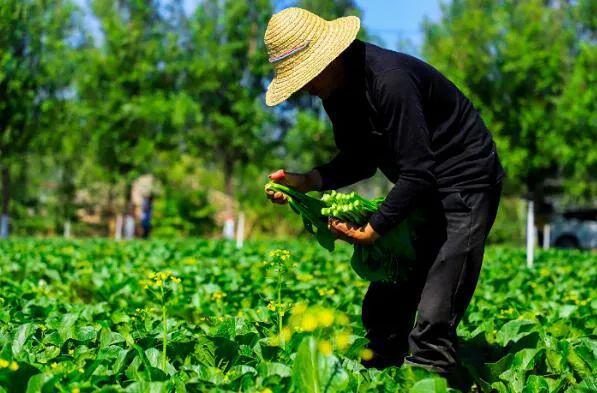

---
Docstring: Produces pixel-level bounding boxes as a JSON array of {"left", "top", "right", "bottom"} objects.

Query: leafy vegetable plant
[
  {"left": 265, "top": 182, "right": 416, "bottom": 282},
  {"left": 0, "top": 240, "right": 594, "bottom": 392}
]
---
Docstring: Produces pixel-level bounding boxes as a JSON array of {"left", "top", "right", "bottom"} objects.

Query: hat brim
[{"left": 265, "top": 16, "right": 360, "bottom": 107}]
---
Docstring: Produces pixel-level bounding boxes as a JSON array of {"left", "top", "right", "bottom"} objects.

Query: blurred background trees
[
  {"left": 0, "top": 0, "right": 80, "bottom": 236},
  {"left": 422, "top": 0, "right": 596, "bottom": 246},
  {"left": 0, "top": 0, "right": 594, "bottom": 242}
]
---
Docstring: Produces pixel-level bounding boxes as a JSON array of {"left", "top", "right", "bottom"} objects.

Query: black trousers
[{"left": 362, "top": 182, "right": 502, "bottom": 374}]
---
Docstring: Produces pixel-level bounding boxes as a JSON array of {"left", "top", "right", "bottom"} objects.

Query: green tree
[
  {"left": 180, "top": 0, "right": 273, "bottom": 213},
  {"left": 78, "top": 0, "right": 188, "bottom": 229},
  {"left": 0, "top": 0, "right": 78, "bottom": 237},
  {"left": 422, "top": 0, "right": 596, "bottom": 202}
]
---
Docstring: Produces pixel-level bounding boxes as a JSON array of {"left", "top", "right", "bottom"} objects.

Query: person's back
[
  {"left": 322, "top": 40, "right": 504, "bottom": 195},
  {"left": 365, "top": 42, "right": 503, "bottom": 191}
]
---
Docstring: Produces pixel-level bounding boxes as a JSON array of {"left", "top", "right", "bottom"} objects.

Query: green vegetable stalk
[{"left": 265, "top": 182, "right": 417, "bottom": 282}]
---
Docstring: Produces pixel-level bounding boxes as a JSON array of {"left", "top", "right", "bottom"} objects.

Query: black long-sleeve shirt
[{"left": 314, "top": 40, "right": 505, "bottom": 235}]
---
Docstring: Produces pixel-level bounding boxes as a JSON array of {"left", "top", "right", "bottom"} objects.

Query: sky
[
  {"left": 78, "top": 0, "right": 444, "bottom": 55},
  {"left": 355, "top": 0, "right": 443, "bottom": 53}
]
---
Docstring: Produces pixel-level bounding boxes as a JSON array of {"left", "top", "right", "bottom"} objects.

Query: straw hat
[{"left": 264, "top": 7, "right": 360, "bottom": 106}]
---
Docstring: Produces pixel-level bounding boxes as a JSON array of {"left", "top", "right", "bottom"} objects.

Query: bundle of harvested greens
[{"left": 265, "top": 182, "right": 416, "bottom": 282}]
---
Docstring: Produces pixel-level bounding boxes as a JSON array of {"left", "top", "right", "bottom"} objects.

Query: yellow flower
[
  {"left": 336, "top": 313, "right": 349, "bottom": 326},
  {"left": 539, "top": 268, "right": 549, "bottom": 277},
  {"left": 78, "top": 368, "right": 84, "bottom": 373},
  {"left": 317, "top": 288, "right": 335, "bottom": 296},
  {"left": 212, "top": 291, "right": 225, "bottom": 301},
  {"left": 360, "top": 348, "right": 374, "bottom": 361},
  {"left": 269, "top": 249, "right": 290, "bottom": 262},
  {"left": 51, "top": 362, "right": 58, "bottom": 369},
  {"left": 318, "top": 340, "right": 333, "bottom": 356},
  {"left": 155, "top": 279, "right": 163, "bottom": 286},
  {"left": 139, "top": 279, "right": 152, "bottom": 289},
  {"left": 261, "top": 388, "right": 273, "bottom": 393},
  {"left": 148, "top": 272, "right": 156, "bottom": 279},
  {"left": 171, "top": 276, "right": 181, "bottom": 284},
  {"left": 68, "top": 349, "right": 74, "bottom": 355},
  {"left": 316, "top": 309, "right": 334, "bottom": 327},
  {"left": 281, "top": 327, "right": 292, "bottom": 341},
  {"left": 334, "top": 332, "right": 351, "bottom": 350},
  {"left": 0, "top": 359, "right": 9, "bottom": 368},
  {"left": 292, "top": 302, "right": 308, "bottom": 315},
  {"left": 296, "top": 273, "right": 314, "bottom": 282},
  {"left": 9, "top": 361, "right": 19, "bottom": 371},
  {"left": 72, "top": 388, "right": 80, "bottom": 393},
  {"left": 267, "top": 302, "right": 277, "bottom": 312},
  {"left": 301, "top": 314, "right": 318, "bottom": 332}
]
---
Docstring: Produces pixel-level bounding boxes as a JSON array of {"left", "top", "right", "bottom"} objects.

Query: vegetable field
[{"left": 0, "top": 240, "right": 595, "bottom": 392}]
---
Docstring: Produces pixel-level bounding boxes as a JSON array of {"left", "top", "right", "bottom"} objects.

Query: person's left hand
[{"left": 328, "top": 218, "right": 381, "bottom": 245}]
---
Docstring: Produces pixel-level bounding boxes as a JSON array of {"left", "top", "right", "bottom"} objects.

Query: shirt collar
[{"left": 323, "top": 40, "right": 366, "bottom": 105}]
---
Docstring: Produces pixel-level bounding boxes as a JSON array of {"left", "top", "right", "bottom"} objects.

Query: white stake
[
  {"left": 236, "top": 212, "right": 245, "bottom": 248},
  {"left": 526, "top": 199, "right": 535, "bottom": 268},
  {"left": 223, "top": 216, "right": 235, "bottom": 240},
  {"left": 115, "top": 214, "right": 123, "bottom": 240},
  {"left": 124, "top": 214, "right": 135, "bottom": 239},
  {"left": 543, "top": 224, "right": 550, "bottom": 250},
  {"left": 64, "top": 220, "right": 71, "bottom": 238}
]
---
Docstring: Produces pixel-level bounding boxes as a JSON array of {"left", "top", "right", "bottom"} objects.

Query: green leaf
[
  {"left": 259, "top": 361, "right": 291, "bottom": 378},
  {"left": 99, "top": 329, "right": 125, "bottom": 348},
  {"left": 511, "top": 348, "right": 545, "bottom": 372},
  {"left": 292, "top": 337, "right": 320, "bottom": 393},
  {"left": 212, "top": 317, "right": 253, "bottom": 340},
  {"left": 74, "top": 325, "right": 97, "bottom": 342},
  {"left": 485, "top": 353, "right": 514, "bottom": 381},
  {"left": 25, "top": 373, "right": 50, "bottom": 393},
  {"left": 57, "top": 313, "right": 78, "bottom": 342},
  {"left": 12, "top": 324, "right": 36, "bottom": 357},
  {"left": 291, "top": 337, "right": 348, "bottom": 393},
  {"left": 495, "top": 320, "right": 537, "bottom": 346},
  {"left": 567, "top": 377, "right": 597, "bottom": 393},
  {"left": 410, "top": 377, "right": 449, "bottom": 393},
  {"left": 522, "top": 375, "right": 550, "bottom": 393},
  {"left": 567, "top": 347, "right": 592, "bottom": 379}
]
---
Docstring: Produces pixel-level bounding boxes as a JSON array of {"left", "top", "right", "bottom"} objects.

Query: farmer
[{"left": 263, "top": 7, "right": 504, "bottom": 385}]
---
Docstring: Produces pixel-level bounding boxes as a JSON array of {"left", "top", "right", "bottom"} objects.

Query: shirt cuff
[
  {"left": 312, "top": 165, "right": 336, "bottom": 191},
  {"left": 368, "top": 211, "right": 396, "bottom": 237}
]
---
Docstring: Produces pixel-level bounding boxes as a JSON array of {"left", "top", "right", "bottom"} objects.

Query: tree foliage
[
  {"left": 422, "top": 0, "right": 596, "bottom": 201},
  {"left": 0, "top": 0, "right": 594, "bottom": 237}
]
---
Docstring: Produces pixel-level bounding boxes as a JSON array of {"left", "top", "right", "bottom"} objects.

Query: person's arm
[
  {"left": 313, "top": 149, "right": 377, "bottom": 191},
  {"left": 366, "top": 69, "right": 436, "bottom": 236}
]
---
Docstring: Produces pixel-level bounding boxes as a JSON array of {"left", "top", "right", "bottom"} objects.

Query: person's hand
[
  {"left": 328, "top": 218, "right": 381, "bottom": 245},
  {"left": 265, "top": 169, "right": 322, "bottom": 204}
]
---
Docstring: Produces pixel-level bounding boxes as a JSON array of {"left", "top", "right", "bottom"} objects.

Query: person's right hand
[{"left": 265, "top": 169, "right": 318, "bottom": 204}]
